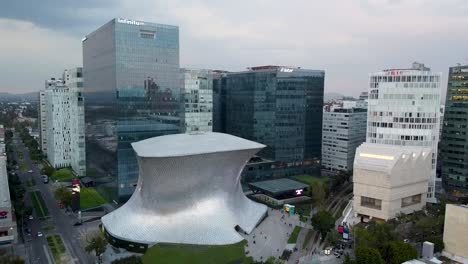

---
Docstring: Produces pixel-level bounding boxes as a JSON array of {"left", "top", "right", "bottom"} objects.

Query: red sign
[
  {"left": 0, "top": 211, "right": 8, "bottom": 219},
  {"left": 338, "top": 225, "right": 344, "bottom": 234}
]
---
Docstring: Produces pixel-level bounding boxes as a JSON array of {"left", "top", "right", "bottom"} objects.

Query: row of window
[
  {"left": 370, "top": 75, "right": 440, "bottom": 83},
  {"left": 360, "top": 194, "right": 422, "bottom": 210}
]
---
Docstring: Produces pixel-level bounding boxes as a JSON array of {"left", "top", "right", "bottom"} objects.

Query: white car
[
  {"left": 37, "top": 232, "right": 43, "bottom": 237},
  {"left": 28, "top": 170, "right": 33, "bottom": 173},
  {"left": 28, "top": 215, "right": 34, "bottom": 220}
]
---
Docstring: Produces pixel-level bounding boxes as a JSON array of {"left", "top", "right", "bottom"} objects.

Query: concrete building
[
  {"left": 443, "top": 204, "right": 468, "bottom": 263},
  {"left": 440, "top": 65, "right": 468, "bottom": 196},
  {"left": 368, "top": 62, "right": 442, "bottom": 203},
  {"left": 353, "top": 143, "right": 432, "bottom": 221},
  {"left": 102, "top": 133, "right": 267, "bottom": 252},
  {"left": 180, "top": 69, "right": 213, "bottom": 132},
  {"left": 40, "top": 68, "right": 86, "bottom": 176},
  {"left": 322, "top": 107, "right": 367, "bottom": 173},
  {"left": 39, "top": 90, "right": 47, "bottom": 152},
  {"left": 63, "top": 68, "right": 86, "bottom": 176},
  {"left": 0, "top": 126, "right": 16, "bottom": 244},
  {"left": 83, "top": 18, "right": 180, "bottom": 202}
]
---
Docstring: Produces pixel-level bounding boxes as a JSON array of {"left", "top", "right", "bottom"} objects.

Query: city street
[{"left": 12, "top": 133, "right": 92, "bottom": 264}]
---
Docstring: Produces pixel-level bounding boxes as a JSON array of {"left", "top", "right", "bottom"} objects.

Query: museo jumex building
[{"left": 82, "top": 18, "right": 181, "bottom": 202}]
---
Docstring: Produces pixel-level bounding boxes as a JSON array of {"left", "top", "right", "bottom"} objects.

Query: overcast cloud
[{"left": 1, "top": 0, "right": 468, "bottom": 96}]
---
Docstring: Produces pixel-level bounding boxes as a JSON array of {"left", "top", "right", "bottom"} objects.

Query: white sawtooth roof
[
  {"left": 132, "top": 132, "right": 266, "bottom": 157},
  {"left": 354, "top": 143, "right": 432, "bottom": 173}
]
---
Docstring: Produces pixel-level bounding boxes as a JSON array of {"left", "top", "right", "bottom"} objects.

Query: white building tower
[
  {"left": 40, "top": 68, "right": 86, "bottom": 176},
  {"left": 367, "top": 62, "right": 442, "bottom": 203}
]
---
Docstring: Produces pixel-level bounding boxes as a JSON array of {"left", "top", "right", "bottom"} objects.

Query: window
[
  {"left": 401, "top": 194, "right": 422, "bottom": 207},
  {"left": 361, "top": 196, "right": 382, "bottom": 210},
  {"left": 140, "top": 30, "right": 156, "bottom": 39}
]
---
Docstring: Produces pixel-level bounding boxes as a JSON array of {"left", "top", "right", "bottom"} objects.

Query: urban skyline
[
  {"left": 2, "top": 1, "right": 468, "bottom": 96},
  {"left": 1, "top": 3, "right": 468, "bottom": 264}
]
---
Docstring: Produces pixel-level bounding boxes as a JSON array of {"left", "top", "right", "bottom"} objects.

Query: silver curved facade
[{"left": 101, "top": 132, "right": 268, "bottom": 246}]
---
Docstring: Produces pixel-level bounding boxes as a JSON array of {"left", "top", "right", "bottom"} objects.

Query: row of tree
[
  {"left": 344, "top": 221, "right": 418, "bottom": 264},
  {"left": 16, "top": 124, "right": 43, "bottom": 161}
]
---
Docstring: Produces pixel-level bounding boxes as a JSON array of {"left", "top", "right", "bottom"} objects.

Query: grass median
[
  {"left": 46, "top": 234, "right": 67, "bottom": 263},
  {"left": 31, "top": 191, "right": 49, "bottom": 219},
  {"left": 288, "top": 226, "right": 302, "bottom": 244},
  {"left": 26, "top": 178, "right": 36, "bottom": 187}
]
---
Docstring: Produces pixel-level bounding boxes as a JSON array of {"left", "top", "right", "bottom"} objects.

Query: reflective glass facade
[
  {"left": 83, "top": 18, "right": 180, "bottom": 202},
  {"left": 225, "top": 66, "right": 324, "bottom": 168},
  {"left": 441, "top": 65, "right": 468, "bottom": 194}
]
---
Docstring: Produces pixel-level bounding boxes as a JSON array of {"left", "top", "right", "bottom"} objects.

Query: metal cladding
[{"left": 101, "top": 132, "right": 268, "bottom": 245}]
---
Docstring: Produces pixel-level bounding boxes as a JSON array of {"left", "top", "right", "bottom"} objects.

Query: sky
[{"left": 1, "top": 0, "right": 468, "bottom": 97}]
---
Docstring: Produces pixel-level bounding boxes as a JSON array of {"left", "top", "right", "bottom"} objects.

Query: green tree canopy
[
  {"left": 355, "top": 247, "right": 384, "bottom": 264},
  {"left": 311, "top": 210, "right": 335, "bottom": 238},
  {"left": 41, "top": 165, "right": 55, "bottom": 176},
  {"left": 381, "top": 241, "right": 418, "bottom": 264},
  {"left": 54, "top": 186, "right": 72, "bottom": 208},
  {"left": 309, "top": 181, "right": 327, "bottom": 208},
  {"left": 85, "top": 232, "right": 108, "bottom": 262}
]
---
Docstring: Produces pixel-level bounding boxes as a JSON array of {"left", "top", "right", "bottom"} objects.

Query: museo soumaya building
[{"left": 101, "top": 132, "right": 268, "bottom": 252}]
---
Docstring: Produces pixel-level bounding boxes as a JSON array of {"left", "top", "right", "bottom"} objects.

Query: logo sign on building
[
  {"left": 295, "top": 189, "right": 304, "bottom": 195},
  {"left": 280, "top": 68, "right": 293, "bottom": 73},
  {"left": 117, "top": 18, "right": 145, "bottom": 26},
  {"left": 71, "top": 179, "right": 81, "bottom": 212},
  {"left": 0, "top": 211, "right": 8, "bottom": 219}
]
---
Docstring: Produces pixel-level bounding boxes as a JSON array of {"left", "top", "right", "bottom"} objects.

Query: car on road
[
  {"left": 42, "top": 175, "right": 49, "bottom": 184},
  {"left": 28, "top": 215, "right": 33, "bottom": 220},
  {"left": 37, "top": 232, "right": 43, "bottom": 237},
  {"left": 28, "top": 170, "right": 33, "bottom": 173}
]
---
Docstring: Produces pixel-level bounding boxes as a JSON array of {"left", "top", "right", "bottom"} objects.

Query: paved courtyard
[{"left": 241, "top": 208, "right": 312, "bottom": 262}]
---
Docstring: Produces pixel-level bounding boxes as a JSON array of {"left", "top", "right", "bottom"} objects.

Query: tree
[
  {"left": 427, "top": 236, "right": 444, "bottom": 253},
  {"left": 327, "top": 230, "right": 340, "bottom": 247},
  {"left": 355, "top": 247, "right": 384, "bottom": 264},
  {"left": 85, "top": 232, "right": 108, "bottom": 263},
  {"left": 354, "top": 221, "right": 398, "bottom": 251},
  {"left": 54, "top": 187, "right": 72, "bottom": 208},
  {"left": 111, "top": 256, "right": 142, "bottom": 264},
  {"left": 343, "top": 254, "right": 356, "bottom": 264},
  {"left": 41, "top": 165, "right": 55, "bottom": 177},
  {"left": 381, "top": 241, "right": 418, "bottom": 264},
  {"left": 309, "top": 182, "right": 326, "bottom": 208},
  {"left": 311, "top": 210, "right": 335, "bottom": 239}
]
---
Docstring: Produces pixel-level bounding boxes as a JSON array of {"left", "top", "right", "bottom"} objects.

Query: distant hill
[{"left": 0, "top": 92, "right": 38, "bottom": 102}]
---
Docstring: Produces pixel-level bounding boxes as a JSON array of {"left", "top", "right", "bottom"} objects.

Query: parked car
[
  {"left": 37, "top": 232, "right": 43, "bottom": 237},
  {"left": 28, "top": 215, "right": 33, "bottom": 220},
  {"left": 28, "top": 170, "right": 33, "bottom": 173},
  {"left": 42, "top": 175, "right": 49, "bottom": 184}
]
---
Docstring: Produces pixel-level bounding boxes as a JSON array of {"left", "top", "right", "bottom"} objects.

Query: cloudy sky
[{"left": 1, "top": 0, "right": 467, "bottom": 96}]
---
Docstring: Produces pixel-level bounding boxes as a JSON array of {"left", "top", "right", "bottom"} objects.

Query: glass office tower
[
  {"left": 225, "top": 66, "right": 324, "bottom": 177},
  {"left": 83, "top": 18, "right": 180, "bottom": 202},
  {"left": 440, "top": 65, "right": 468, "bottom": 195}
]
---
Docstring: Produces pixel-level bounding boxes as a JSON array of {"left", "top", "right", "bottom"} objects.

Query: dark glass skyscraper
[
  {"left": 441, "top": 65, "right": 468, "bottom": 195},
  {"left": 82, "top": 18, "right": 180, "bottom": 202},
  {"left": 224, "top": 66, "right": 324, "bottom": 178}
]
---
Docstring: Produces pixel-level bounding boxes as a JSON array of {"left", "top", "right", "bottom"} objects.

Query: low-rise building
[
  {"left": 0, "top": 125, "right": 16, "bottom": 244},
  {"left": 353, "top": 143, "right": 431, "bottom": 221},
  {"left": 443, "top": 204, "right": 468, "bottom": 263}
]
